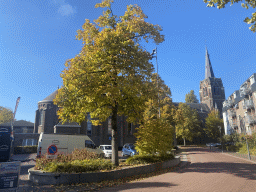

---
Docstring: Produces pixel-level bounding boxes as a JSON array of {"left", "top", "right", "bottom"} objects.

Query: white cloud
[{"left": 58, "top": 4, "right": 76, "bottom": 16}]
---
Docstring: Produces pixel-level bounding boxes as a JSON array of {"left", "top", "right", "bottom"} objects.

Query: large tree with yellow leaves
[{"left": 54, "top": 0, "right": 164, "bottom": 165}]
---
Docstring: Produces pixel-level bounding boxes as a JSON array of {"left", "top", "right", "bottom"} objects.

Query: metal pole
[
  {"left": 219, "top": 126, "right": 223, "bottom": 153},
  {"left": 151, "top": 48, "right": 160, "bottom": 118},
  {"left": 245, "top": 138, "right": 251, "bottom": 160}
]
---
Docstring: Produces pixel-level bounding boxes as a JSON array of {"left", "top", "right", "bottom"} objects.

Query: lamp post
[
  {"left": 151, "top": 47, "right": 160, "bottom": 118},
  {"left": 218, "top": 126, "right": 223, "bottom": 153},
  {"left": 244, "top": 137, "right": 251, "bottom": 160}
]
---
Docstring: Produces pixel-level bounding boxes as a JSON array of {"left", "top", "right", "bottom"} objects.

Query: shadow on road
[
  {"left": 101, "top": 182, "right": 177, "bottom": 192},
  {"left": 176, "top": 147, "right": 256, "bottom": 181}
]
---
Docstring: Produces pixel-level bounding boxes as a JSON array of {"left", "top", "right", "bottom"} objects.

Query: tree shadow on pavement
[
  {"left": 17, "top": 181, "right": 177, "bottom": 192},
  {"left": 100, "top": 182, "right": 177, "bottom": 192},
  {"left": 175, "top": 147, "right": 256, "bottom": 181}
]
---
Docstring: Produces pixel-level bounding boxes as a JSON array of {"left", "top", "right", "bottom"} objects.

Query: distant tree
[
  {"left": 0, "top": 106, "right": 13, "bottom": 124},
  {"left": 205, "top": 110, "right": 224, "bottom": 139},
  {"left": 204, "top": 0, "right": 256, "bottom": 32},
  {"left": 185, "top": 90, "right": 199, "bottom": 103},
  {"left": 173, "top": 103, "right": 201, "bottom": 146},
  {"left": 53, "top": 0, "right": 164, "bottom": 166}
]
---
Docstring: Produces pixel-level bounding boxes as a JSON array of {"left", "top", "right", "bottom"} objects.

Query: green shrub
[
  {"left": 126, "top": 153, "right": 174, "bottom": 165},
  {"left": 13, "top": 146, "right": 23, "bottom": 154},
  {"left": 14, "top": 145, "right": 37, "bottom": 154},
  {"left": 226, "top": 145, "right": 239, "bottom": 152},
  {"left": 35, "top": 148, "right": 101, "bottom": 171},
  {"left": 43, "top": 159, "right": 114, "bottom": 173},
  {"left": 70, "top": 148, "right": 100, "bottom": 160}
]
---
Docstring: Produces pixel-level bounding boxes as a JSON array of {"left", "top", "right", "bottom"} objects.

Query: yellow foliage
[{"left": 54, "top": 0, "right": 164, "bottom": 127}]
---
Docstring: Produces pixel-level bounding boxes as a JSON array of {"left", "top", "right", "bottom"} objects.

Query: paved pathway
[{"left": 99, "top": 147, "right": 256, "bottom": 192}]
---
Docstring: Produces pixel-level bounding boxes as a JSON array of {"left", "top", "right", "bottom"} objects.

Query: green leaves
[
  {"left": 205, "top": 110, "right": 224, "bottom": 139},
  {"left": 54, "top": 0, "right": 164, "bottom": 126},
  {"left": 204, "top": 0, "right": 256, "bottom": 32},
  {"left": 134, "top": 74, "right": 173, "bottom": 156},
  {"left": 0, "top": 106, "right": 13, "bottom": 124},
  {"left": 95, "top": 0, "right": 113, "bottom": 8},
  {"left": 173, "top": 103, "right": 201, "bottom": 144},
  {"left": 185, "top": 90, "right": 199, "bottom": 103}
]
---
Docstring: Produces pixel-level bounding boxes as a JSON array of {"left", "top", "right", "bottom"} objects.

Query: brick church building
[{"left": 34, "top": 91, "right": 137, "bottom": 148}]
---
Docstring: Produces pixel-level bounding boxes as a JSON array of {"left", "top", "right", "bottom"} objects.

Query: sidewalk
[
  {"left": 11, "top": 153, "right": 36, "bottom": 162},
  {"left": 208, "top": 146, "right": 256, "bottom": 162}
]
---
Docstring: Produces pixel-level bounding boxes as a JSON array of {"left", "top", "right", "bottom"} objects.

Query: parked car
[
  {"left": 99, "top": 145, "right": 112, "bottom": 158},
  {"left": 121, "top": 143, "right": 137, "bottom": 157},
  {"left": 206, "top": 143, "right": 217, "bottom": 147}
]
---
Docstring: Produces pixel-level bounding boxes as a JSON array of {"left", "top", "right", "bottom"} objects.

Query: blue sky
[{"left": 0, "top": 0, "right": 255, "bottom": 123}]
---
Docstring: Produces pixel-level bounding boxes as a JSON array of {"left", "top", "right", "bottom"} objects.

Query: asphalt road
[{"left": 100, "top": 147, "right": 256, "bottom": 192}]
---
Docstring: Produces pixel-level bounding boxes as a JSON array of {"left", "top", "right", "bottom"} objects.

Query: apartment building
[{"left": 223, "top": 73, "right": 256, "bottom": 135}]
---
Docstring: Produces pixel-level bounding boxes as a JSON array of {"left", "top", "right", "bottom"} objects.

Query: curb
[
  {"left": 29, "top": 156, "right": 180, "bottom": 185},
  {"left": 212, "top": 147, "right": 256, "bottom": 163}
]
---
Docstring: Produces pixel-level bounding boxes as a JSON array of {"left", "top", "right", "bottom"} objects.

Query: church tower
[{"left": 199, "top": 47, "right": 225, "bottom": 118}]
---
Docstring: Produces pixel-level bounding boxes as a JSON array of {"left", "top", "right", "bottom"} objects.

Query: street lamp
[
  {"left": 218, "top": 126, "right": 223, "bottom": 153},
  {"left": 151, "top": 47, "right": 160, "bottom": 118}
]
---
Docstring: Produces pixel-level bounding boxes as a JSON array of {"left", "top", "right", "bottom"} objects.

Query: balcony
[
  {"left": 240, "top": 86, "right": 252, "bottom": 96},
  {"left": 229, "top": 111, "right": 236, "bottom": 118},
  {"left": 246, "top": 115, "right": 256, "bottom": 125},
  {"left": 226, "top": 100, "right": 234, "bottom": 108},
  {"left": 244, "top": 99, "right": 254, "bottom": 110}
]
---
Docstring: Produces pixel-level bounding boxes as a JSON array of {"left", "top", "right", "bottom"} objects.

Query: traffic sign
[{"left": 47, "top": 144, "right": 58, "bottom": 155}]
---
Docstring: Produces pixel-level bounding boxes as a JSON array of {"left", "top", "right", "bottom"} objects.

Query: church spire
[{"left": 205, "top": 47, "right": 215, "bottom": 79}]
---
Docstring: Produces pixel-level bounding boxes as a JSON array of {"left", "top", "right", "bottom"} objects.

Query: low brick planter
[{"left": 29, "top": 156, "right": 180, "bottom": 185}]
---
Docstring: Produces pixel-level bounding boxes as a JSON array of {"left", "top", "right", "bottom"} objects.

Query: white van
[{"left": 37, "top": 133, "right": 104, "bottom": 158}]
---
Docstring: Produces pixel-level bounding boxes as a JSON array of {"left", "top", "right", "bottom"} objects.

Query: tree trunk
[
  {"left": 183, "top": 138, "right": 186, "bottom": 146},
  {"left": 111, "top": 101, "right": 119, "bottom": 166},
  {"left": 173, "top": 129, "right": 177, "bottom": 148}
]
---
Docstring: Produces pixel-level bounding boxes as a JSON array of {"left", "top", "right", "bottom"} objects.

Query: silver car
[
  {"left": 99, "top": 145, "right": 112, "bottom": 158},
  {"left": 121, "top": 143, "right": 137, "bottom": 157}
]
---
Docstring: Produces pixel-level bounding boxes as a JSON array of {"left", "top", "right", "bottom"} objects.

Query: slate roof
[
  {"left": 172, "top": 102, "right": 210, "bottom": 121},
  {"left": 0, "top": 120, "right": 34, "bottom": 127},
  {"left": 39, "top": 89, "right": 58, "bottom": 103},
  {"left": 172, "top": 102, "right": 210, "bottom": 113}
]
